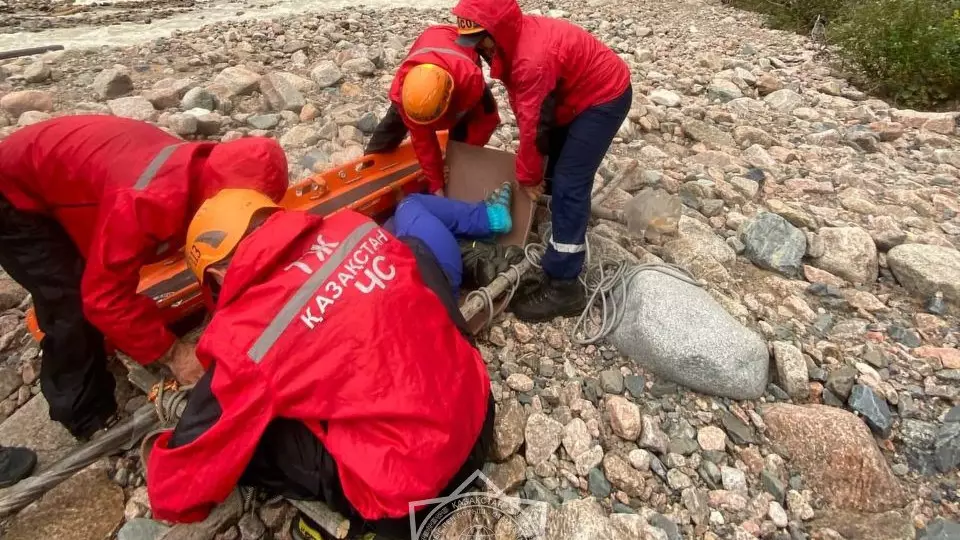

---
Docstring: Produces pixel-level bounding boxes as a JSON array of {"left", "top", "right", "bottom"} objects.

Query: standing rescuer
[
  {"left": 453, "top": 0, "right": 633, "bottom": 322},
  {"left": 144, "top": 190, "right": 493, "bottom": 539},
  {"left": 0, "top": 115, "right": 288, "bottom": 440},
  {"left": 365, "top": 25, "right": 500, "bottom": 194}
]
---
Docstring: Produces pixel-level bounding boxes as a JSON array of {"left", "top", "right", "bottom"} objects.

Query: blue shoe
[{"left": 484, "top": 182, "right": 512, "bottom": 235}]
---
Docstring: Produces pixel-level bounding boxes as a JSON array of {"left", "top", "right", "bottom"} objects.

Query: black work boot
[
  {"left": 0, "top": 445, "right": 38, "bottom": 488},
  {"left": 460, "top": 240, "right": 524, "bottom": 290},
  {"left": 74, "top": 411, "right": 121, "bottom": 443},
  {"left": 511, "top": 278, "right": 587, "bottom": 322}
]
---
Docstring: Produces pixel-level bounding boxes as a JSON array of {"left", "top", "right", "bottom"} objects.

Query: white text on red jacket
[{"left": 284, "top": 228, "right": 396, "bottom": 329}]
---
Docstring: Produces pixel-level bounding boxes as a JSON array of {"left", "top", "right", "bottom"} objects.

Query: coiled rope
[
  {"left": 464, "top": 225, "right": 702, "bottom": 345},
  {"left": 464, "top": 241, "right": 544, "bottom": 327},
  {"left": 148, "top": 379, "right": 193, "bottom": 425}
]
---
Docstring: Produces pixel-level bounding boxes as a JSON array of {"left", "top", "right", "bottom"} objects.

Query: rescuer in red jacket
[
  {"left": 0, "top": 116, "right": 288, "bottom": 439},
  {"left": 364, "top": 25, "right": 501, "bottom": 193},
  {"left": 145, "top": 190, "right": 493, "bottom": 538},
  {"left": 453, "top": 0, "right": 633, "bottom": 322}
]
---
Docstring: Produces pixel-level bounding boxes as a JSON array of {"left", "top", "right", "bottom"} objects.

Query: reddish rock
[
  {"left": 739, "top": 446, "right": 764, "bottom": 475},
  {"left": 809, "top": 382, "right": 823, "bottom": 403},
  {"left": 914, "top": 313, "right": 948, "bottom": 339},
  {"left": 803, "top": 265, "right": 846, "bottom": 288},
  {"left": 708, "top": 490, "right": 748, "bottom": 512},
  {"left": 0, "top": 90, "right": 54, "bottom": 117},
  {"left": 762, "top": 404, "right": 905, "bottom": 513},
  {"left": 915, "top": 346, "right": 960, "bottom": 369}
]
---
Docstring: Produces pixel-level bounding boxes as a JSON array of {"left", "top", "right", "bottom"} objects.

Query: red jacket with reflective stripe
[
  {"left": 147, "top": 209, "right": 491, "bottom": 523},
  {"left": 390, "top": 25, "right": 500, "bottom": 191},
  {"left": 452, "top": 0, "right": 631, "bottom": 185},
  {"left": 0, "top": 116, "right": 288, "bottom": 363}
]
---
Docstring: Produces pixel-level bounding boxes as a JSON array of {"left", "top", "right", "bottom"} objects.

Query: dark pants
[
  {"left": 0, "top": 195, "right": 116, "bottom": 438},
  {"left": 364, "top": 104, "right": 472, "bottom": 155},
  {"left": 239, "top": 396, "right": 495, "bottom": 539},
  {"left": 540, "top": 87, "right": 633, "bottom": 280}
]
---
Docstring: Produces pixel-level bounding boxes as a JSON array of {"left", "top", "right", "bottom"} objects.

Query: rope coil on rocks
[
  {"left": 464, "top": 224, "right": 703, "bottom": 345},
  {"left": 464, "top": 241, "right": 545, "bottom": 327},
  {"left": 574, "top": 259, "right": 702, "bottom": 345}
]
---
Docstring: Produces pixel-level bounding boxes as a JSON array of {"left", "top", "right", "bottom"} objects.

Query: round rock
[{"left": 697, "top": 426, "right": 727, "bottom": 452}]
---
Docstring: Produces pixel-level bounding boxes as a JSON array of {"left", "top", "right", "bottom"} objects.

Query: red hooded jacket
[
  {"left": 452, "top": 0, "right": 631, "bottom": 185},
  {"left": 390, "top": 25, "right": 500, "bottom": 191},
  {"left": 0, "top": 116, "right": 288, "bottom": 364},
  {"left": 147, "top": 209, "right": 491, "bottom": 522}
]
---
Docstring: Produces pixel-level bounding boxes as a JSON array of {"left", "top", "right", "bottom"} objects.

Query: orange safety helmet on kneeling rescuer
[
  {"left": 185, "top": 189, "right": 280, "bottom": 285},
  {"left": 401, "top": 64, "right": 456, "bottom": 125}
]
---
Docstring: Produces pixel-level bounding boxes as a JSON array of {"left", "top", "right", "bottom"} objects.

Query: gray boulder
[
  {"left": 260, "top": 72, "right": 306, "bottom": 113},
  {"left": 739, "top": 212, "right": 806, "bottom": 276},
  {"left": 921, "top": 519, "right": 960, "bottom": 540},
  {"left": 810, "top": 226, "right": 878, "bottom": 285},
  {"left": 310, "top": 61, "right": 344, "bottom": 88},
  {"left": 92, "top": 67, "right": 133, "bottom": 99},
  {"left": 609, "top": 271, "right": 769, "bottom": 400},
  {"left": 117, "top": 519, "right": 169, "bottom": 540},
  {"left": 887, "top": 244, "right": 960, "bottom": 303},
  {"left": 181, "top": 87, "right": 217, "bottom": 111},
  {"left": 210, "top": 66, "right": 261, "bottom": 98},
  {"left": 764, "top": 89, "right": 803, "bottom": 113}
]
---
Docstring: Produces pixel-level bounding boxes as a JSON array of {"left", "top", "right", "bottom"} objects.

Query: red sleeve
[
  {"left": 509, "top": 62, "right": 555, "bottom": 186},
  {"left": 147, "top": 350, "right": 273, "bottom": 523},
  {"left": 408, "top": 126, "right": 446, "bottom": 192},
  {"left": 80, "top": 192, "right": 177, "bottom": 364}
]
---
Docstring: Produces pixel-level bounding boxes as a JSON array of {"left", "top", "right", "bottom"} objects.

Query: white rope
[
  {"left": 572, "top": 258, "right": 701, "bottom": 345},
  {"left": 464, "top": 223, "right": 703, "bottom": 345}
]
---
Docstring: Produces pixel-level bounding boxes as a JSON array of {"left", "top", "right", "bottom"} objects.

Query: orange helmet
[
  {"left": 401, "top": 64, "right": 455, "bottom": 125},
  {"left": 185, "top": 189, "right": 280, "bottom": 284}
]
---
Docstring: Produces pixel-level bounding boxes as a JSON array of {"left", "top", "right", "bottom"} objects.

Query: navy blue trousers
[
  {"left": 388, "top": 194, "right": 491, "bottom": 297},
  {"left": 541, "top": 87, "right": 633, "bottom": 280}
]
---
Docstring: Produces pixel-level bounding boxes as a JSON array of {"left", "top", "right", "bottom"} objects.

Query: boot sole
[{"left": 511, "top": 301, "right": 587, "bottom": 323}]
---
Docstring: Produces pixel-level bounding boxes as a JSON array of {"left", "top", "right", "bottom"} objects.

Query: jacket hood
[
  {"left": 216, "top": 210, "right": 321, "bottom": 310},
  {"left": 197, "top": 137, "right": 288, "bottom": 206},
  {"left": 452, "top": 0, "right": 523, "bottom": 58}
]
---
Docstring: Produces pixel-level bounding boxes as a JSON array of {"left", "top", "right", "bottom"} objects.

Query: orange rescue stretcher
[{"left": 25, "top": 134, "right": 447, "bottom": 345}]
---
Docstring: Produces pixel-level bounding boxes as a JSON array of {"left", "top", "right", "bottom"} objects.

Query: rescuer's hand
[
  {"left": 522, "top": 183, "right": 544, "bottom": 203},
  {"left": 161, "top": 340, "right": 204, "bottom": 385}
]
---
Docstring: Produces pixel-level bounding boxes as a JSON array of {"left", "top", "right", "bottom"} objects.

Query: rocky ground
[{"left": 1, "top": 0, "right": 959, "bottom": 538}]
